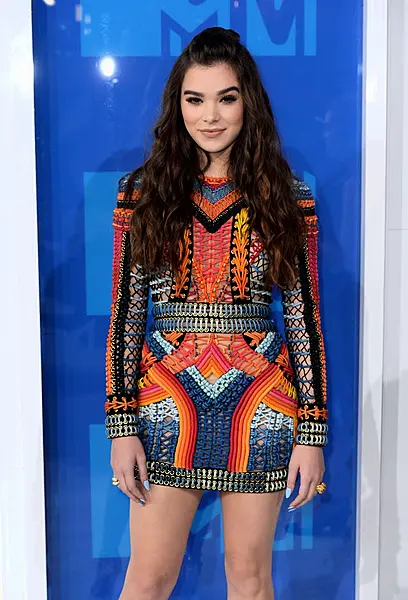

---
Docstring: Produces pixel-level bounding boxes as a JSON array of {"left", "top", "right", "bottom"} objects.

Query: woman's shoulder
[
  {"left": 118, "top": 166, "right": 144, "bottom": 194},
  {"left": 116, "top": 167, "right": 144, "bottom": 207},
  {"left": 291, "top": 175, "right": 316, "bottom": 214}
]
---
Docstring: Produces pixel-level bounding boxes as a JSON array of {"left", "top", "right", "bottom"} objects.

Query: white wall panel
[
  {"left": 358, "top": 1, "right": 388, "bottom": 599},
  {"left": 379, "top": 0, "right": 408, "bottom": 594},
  {"left": 0, "top": 1, "right": 47, "bottom": 598}
]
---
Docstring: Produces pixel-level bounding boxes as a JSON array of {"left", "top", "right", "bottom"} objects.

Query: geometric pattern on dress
[
  {"left": 106, "top": 171, "right": 329, "bottom": 454},
  {"left": 137, "top": 397, "right": 180, "bottom": 464},
  {"left": 191, "top": 176, "right": 245, "bottom": 233},
  {"left": 190, "top": 218, "right": 232, "bottom": 303},
  {"left": 247, "top": 402, "right": 294, "bottom": 471},
  {"left": 176, "top": 367, "right": 253, "bottom": 470},
  {"left": 254, "top": 330, "right": 283, "bottom": 362},
  {"left": 138, "top": 330, "right": 177, "bottom": 365},
  {"left": 184, "top": 365, "right": 244, "bottom": 401},
  {"left": 179, "top": 355, "right": 250, "bottom": 405},
  {"left": 249, "top": 230, "right": 273, "bottom": 306}
]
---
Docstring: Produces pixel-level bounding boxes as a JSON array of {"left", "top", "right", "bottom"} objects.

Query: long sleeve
[
  {"left": 281, "top": 180, "right": 328, "bottom": 447},
  {"left": 104, "top": 174, "right": 149, "bottom": 439}
]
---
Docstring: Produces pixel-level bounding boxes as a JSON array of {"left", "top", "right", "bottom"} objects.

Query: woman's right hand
[{"left": 110, "top": 436, "right": 150, "bottom": 505}]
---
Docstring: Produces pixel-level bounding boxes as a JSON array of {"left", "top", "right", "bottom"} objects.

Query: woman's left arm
[
  {"left": 281, "top": 180, "right": 328, "bottom": 508},
  {"left": 282, "top": 180, "right": 328, "bottom": 446}
]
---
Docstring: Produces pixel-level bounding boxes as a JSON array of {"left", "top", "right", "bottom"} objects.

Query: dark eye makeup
[{"left": 185, "top": 95, "right": 239, "bottom": 105}]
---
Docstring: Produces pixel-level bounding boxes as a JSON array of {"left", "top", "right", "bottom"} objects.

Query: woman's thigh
[
  {"left": 220, "top": 490, "right": 285, "bottom": 584},
  {"left": 122, "top": 484, "right": 202, "bottom": 596}
]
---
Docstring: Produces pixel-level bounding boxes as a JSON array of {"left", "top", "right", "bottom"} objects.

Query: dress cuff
[
  {"left": 105, "top": 413, "right": 139, "bottom": 439},
  {"left": 295, "top": 421, "right": 328, "bottom": 446}
]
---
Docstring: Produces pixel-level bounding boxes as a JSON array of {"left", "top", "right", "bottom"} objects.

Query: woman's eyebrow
[{"left": 183, "top": 86, "right": 240, "bottom": 97}]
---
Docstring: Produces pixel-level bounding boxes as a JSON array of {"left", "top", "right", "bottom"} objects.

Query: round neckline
[{"left": 199, "top": 174, "right": 233, "bottom": 182}]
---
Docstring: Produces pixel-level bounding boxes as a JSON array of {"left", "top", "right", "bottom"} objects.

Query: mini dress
[{"left": 105, "top": 173, "right": 328, "bottom": 493}]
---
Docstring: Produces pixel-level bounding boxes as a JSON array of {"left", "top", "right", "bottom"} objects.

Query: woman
[{"left": 105, "top": 27, "right": 327, "bottom": 600}]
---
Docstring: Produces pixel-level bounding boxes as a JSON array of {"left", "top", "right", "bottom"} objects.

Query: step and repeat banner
[{"left": 33, "top": 1, "right": 363, "bottom": 598}]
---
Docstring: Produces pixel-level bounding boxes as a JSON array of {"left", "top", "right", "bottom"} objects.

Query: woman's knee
[
  {"left": 120, "top": 568, "right": 178, "bottom": 600},
  {"left": 224, "top": 553, "right": 272, "bottom": 597}
]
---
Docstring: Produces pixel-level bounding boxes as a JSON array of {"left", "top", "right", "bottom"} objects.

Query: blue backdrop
[{"left": 33, "top": 1, "right": 363, "bottom": 598}]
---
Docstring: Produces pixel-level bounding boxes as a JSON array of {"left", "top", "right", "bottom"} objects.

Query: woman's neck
[
  {"left": 202, "top": 161, "right": 231, "bottom": 178},
  {"left": 202, "top": 170, "right": 230, "bottom": 178},
  {"left": 200, "top": 150, "right": 231, "bottom": 178}
]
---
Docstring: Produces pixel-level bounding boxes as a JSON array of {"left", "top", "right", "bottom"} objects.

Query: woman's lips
[{"left": 199, "top": 129, "right": 226, "bottom": 138}]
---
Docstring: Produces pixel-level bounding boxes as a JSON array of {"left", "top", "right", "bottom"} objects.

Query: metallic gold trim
[
  {"left": 295, "top": 432, "right": 328, "bottom": 446},
  {"left": 152, "top": 302, "right": 270, "bottom": 319},
  {"left": 297, "top": 422, "right": 328, "bottom": 433},
  {"left": 151, "top": 317, "right": 276, "bottom": 334},
  {"left": 134, "top": 461, "right": 288, "bottom": 493}
]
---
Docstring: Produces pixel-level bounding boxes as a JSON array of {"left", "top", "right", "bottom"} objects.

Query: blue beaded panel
[
  {"left": 247, "top": 404, "right": 294, "bottom": 472},
  {"left": 176, "top": 368, "right": 253, "bottom": 470},
  {"left": 138, "top": 397, "right": 180, "bottom": 464}
]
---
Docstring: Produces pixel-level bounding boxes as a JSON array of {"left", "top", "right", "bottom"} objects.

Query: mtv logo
[{"left": 81, "top": 0, "right": 317, "bottom": 58}]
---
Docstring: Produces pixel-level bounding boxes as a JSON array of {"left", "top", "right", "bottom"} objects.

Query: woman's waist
[
  {"left": 150, "top": 301, "right": 275, "bottom": 334},
  {"left": 152, "top": 301, "right": 270, "bottom": 319}
]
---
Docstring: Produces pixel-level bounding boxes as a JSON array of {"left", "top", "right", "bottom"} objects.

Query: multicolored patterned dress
[{"left": 105, "top": 173, "right": 328, "bottom": 493}]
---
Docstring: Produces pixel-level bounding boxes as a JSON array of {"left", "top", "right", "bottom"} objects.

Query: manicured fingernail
[
  {"left": 139, "top": 497, "right": 146, "bottom": 504},
  {"left": 137, "top": 501, "right": 145, "bottom": 507},
  {"left": 285, "top": 487, "right": 292, "bottom": 499},
  {"left": 143, "top": 480, "right": 150, "bottom": 491},
  {"left": 288, "top": 507, "right": 296, "bottom": 512}
]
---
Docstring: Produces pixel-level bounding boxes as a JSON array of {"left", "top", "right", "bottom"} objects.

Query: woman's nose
[{"left": 202, "top": 103, "right": 219, "bottom": 123}]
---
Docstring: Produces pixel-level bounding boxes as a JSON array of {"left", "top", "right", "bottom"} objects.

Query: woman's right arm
[
  {"left": 105, "top": 174, "right": 149, "bottom": 438},
  {"left": 105, "top": 174, "right": 150, "bottom": 503}
]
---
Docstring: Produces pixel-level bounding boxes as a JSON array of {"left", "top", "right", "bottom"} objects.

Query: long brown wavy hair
[{"left": 125, "top": 27, "right": 306, "bottom": 289}]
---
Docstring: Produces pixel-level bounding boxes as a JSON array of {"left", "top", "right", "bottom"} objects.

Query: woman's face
[{"left": 180, "top": 63, "right": 244, "bottom": 158}]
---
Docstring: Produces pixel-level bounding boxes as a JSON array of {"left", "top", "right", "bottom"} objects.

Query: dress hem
[{"left": 134, "top": 460, "right": 288, "bottom": 494}]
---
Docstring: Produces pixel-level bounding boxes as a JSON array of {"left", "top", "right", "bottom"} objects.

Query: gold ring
[
  {"left": 316, "top": 482, "right": 327, "bottom": 494},
  {"left": 111, "top": 476, "right": 120, "bottom": 486}
]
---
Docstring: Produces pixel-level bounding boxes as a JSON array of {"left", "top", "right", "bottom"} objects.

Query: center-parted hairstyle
[{"left": 126, "top": 26, "right": 306, "bottom": 288}]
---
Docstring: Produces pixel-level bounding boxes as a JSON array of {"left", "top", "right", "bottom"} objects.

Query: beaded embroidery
[{"left": 105, "top": 173, "right": 328, "bottom": 493}]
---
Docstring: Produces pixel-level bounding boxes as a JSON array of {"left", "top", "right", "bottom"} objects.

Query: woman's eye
[{"left": 187, "top": 96, "right": 237, "bottom": 104}]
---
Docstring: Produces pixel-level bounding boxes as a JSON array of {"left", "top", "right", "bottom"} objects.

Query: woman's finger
[
  {"left": 294, "top": 479, "right": 319, "bottom": 509},
  {"left": 123, "top": 470, "right": 147, "bottom": 504},
  {"left": 114, "top": 471, "right": 144, "bottom": 505},
  {"left": 136, "top": 451, "right": 150, "bottom": 493},
  {"left": 135, "top": 480, "right": 149, "bottom": 504},
  {"left": 288, "top": 478, "right": 312, "bottom": 510},
  {"left": 286, "top": 462, "right": 299, "bottom": 498}
]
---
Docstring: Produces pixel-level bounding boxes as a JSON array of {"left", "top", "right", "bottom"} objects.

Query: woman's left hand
[{"left": 286, "top": 445, "right": 325, "bottom": 510}]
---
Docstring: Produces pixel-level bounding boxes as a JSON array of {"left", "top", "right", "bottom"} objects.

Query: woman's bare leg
[
  {"left": 120, "top": 485, "right": 203, "bottom": 600},
  {"left": 221, "top": 489, "right": 285, "bottom": 600}
]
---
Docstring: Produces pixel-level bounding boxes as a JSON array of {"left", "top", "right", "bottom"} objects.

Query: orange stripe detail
[
  {"left": 148, "top": 363, "right": 197, "bottom": 468},
  {"left": 137, "top": 383, "right": 168, "bottom": 405},
  {"left": 228, "top": 364, "right": 282, "bottom": 472},
  {"left": 237, "top": 371, "right": 282, "bottom": 471},
  {"left": 264, "top": 388, "right": 297, "bottom": 418},
  {"left": 195, "top": 342, "right": 231, "bottom": 375}
]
